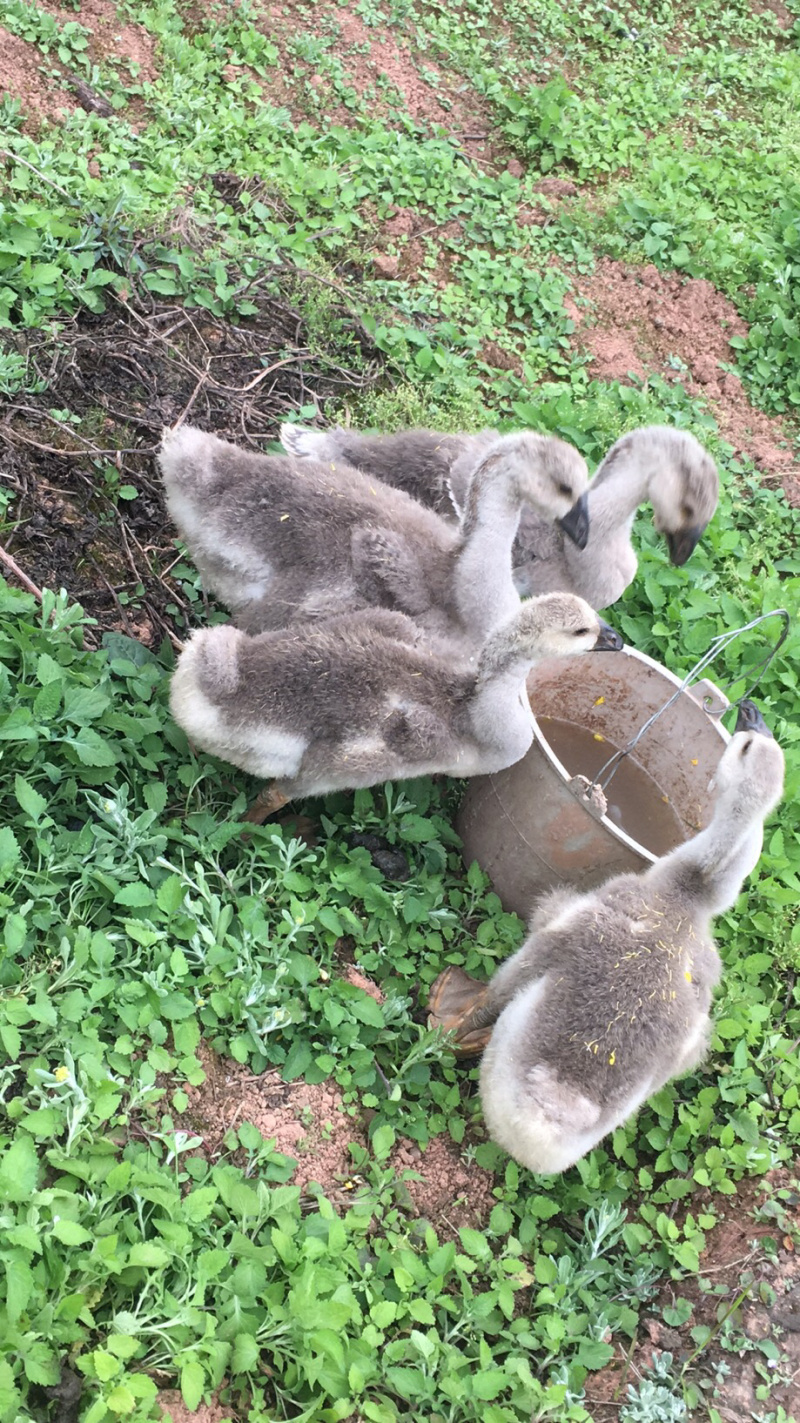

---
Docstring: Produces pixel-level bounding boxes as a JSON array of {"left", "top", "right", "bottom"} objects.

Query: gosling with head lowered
[
  {"left": 428, "top": 700, "right": 784, "bottom": 1174},
  {"left": 159, "top": 424, "right": 590, "bottom": 653},
  {"left": 282, "top": 421, "right": 719, "bottom": 609},
  {"left": 169, "top": 594, "right": 622, "bottom": 822}
]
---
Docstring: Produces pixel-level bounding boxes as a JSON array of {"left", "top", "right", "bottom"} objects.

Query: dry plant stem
[
  {"left": 612, "top": 1332, "right": 639, "bottom": 1402},
  {"left": 0, "top": 542, "right": 43, "bottom": 600},
  {"left": 3, "top": 268, "right": 383, "bottom": 646},
  {"left": 0, "top": 148, "right": 74, "bottom": 202}
]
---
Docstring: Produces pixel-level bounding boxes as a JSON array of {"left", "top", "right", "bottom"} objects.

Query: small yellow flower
[{"left": 54, "top": 1066, "right": 69, "bottom": 1083}]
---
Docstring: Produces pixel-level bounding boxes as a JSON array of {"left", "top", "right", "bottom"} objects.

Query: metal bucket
[{"left": 456, "top": 645, "right": 730, "bottom": 920}]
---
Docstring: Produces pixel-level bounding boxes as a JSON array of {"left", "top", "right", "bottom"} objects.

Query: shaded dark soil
[{"left": 0, "top": 258, "right": 385, "bottom": 641}]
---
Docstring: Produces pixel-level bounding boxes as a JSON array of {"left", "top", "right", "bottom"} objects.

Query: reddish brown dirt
[
  {"left": 479, "top": 338, "right": 524, "bottom": 375},
  {"left": 182, "top": 1043, "right": 366, "bottom": 1194},
  {"left": 0, "top": 29, "right": 77, "bottom": 128},
  {"left": 754, "top": 0, "right": 796, "bottom": 30},
  {"left": 180, "top": 1038, "right": 498, "bottom": 1235},
  {"left": 370, "top": 205, "right": 463, "bottom": 287},
  {"left": 158, "top": 1391, "right": 232, "bottom": 1423},
  {"left": 567, "top": 257, "right": 800, "bottom": 505},
  {"left": 37, "top": 0, "right": 158, "bottom": 82},
  {"left": 583, "top": 1167, "right": 800, "bottom": 1421},
  {"left": 393, "top": 1133, "right": 497, "bottom": 1232},
  {"left": 244, "top": 0, "right": 505, "bottom": 168}
]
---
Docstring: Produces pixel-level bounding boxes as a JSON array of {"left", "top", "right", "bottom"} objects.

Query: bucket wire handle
[{"left": 592, "top": 608, "right": 790, "bottom": 795}]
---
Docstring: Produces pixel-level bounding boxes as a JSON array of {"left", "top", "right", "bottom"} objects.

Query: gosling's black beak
[
  {"left": 734, "top": 699, "right": 774, "bottom": 738},
  {"left": 666, "top": 525, "right": 704, "bottom": 566},
  {"left": 593, "top": 621, "right": 623, "bottom": 651},
  {"left": 558, "top": 491, "right": 590, "bottom": 551}
]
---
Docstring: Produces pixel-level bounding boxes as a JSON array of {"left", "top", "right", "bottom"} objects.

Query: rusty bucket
[{"left": 456, "top": 645, "right": 731, "bottom": 920}]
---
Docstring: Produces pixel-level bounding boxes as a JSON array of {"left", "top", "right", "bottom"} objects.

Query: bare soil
[
  {"left": 179, "top": 1040, "right": 498, "bottom": 1235},
  {"left": 0, "top": 28, "right": 77, "bottom": 128},
  {"left": 157, "top": 1391, "right": 232, "bottom": 1423},
  {"left": 37, "top": 0, "right": 158, "bottom": 81},
  {"left": 239, "top": 0, "right": 507, "bottom": 170},
  {"left": 394, "top": 1132, "right": 498, "bottom": 1232},
  {"left": 181, "top": 1043, "right": 367, "bottom": 1195},
  {"left": 567, "top": 257, "right": 800, "bottom": 505}
]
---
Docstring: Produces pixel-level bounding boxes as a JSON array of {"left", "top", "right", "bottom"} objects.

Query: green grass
[{"left": 2, "top": 0, "right": 800, "bottom": 1419}]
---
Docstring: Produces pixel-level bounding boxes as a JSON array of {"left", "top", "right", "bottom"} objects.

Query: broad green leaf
[
  {"left": 92, "top": 1350, "right": 121, "bottom": 1382},
  {"left": 182, "top": 1188, "right": 218, "bottom": 1223},
  {"left": 282, "top": 1038, "right": 312, "bottom": 1080},
  {"left": 51, "top": 1219, "right": 93, "bottom": 1245},
  {"left": 0, "top": 827, "right": 21, "bottom": 884},
  {"left": 62, "top": 684, "right": 110, "bottom": 723},
  {"left": 114, "top": 883, "right": 155, "bottom": 908},
  {"left": 0, "top": 1134, "right": 38, "bottom": 1202},
  {"left": 5, "top": 1255, "right": 33, "bottom": 1324},
  {"left": 128, "top": 1242, "right": 170, "bottom": 1268},
  {"left": 472, "top": 1369, "right": 509, "bottom": 1400},
  {"left": 371, "top": 1123, "right": 395, "bottom": 1160},
  {"left": 23, "top": 1340, "right": 60, "bottom": 1386},
  {"left": 63, "top": 727, "right": 118, "bottom": 766},
  {"left": 19, "top": 1106, "right": 60, "bottom": 1136},
  {"left": 14, "top": 774, "right": 48, "bottom": 823},
  {"left": 157, "top": 875, "right": 184, "bottom": 914},
  {"left": 102, "top": 632, "right": 160, "bottom": 667},
  {"left": 232, "top": 1333, "right": 259, "bottom": 1373},
  {"left": 0, "top": 1360, "right": 20, "bottom": 1415},
  {"left": 0, "top": 1022, "right": 21, "bottom": 1060},
  {"left": 107, "top": 1384, "right": 137, "bottom": 1414},
  {"left": 180, "top": 1359, "right": 205, "bottom": 1411}
]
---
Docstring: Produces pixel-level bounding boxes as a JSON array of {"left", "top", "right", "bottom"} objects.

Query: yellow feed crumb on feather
[
  {"left": 684, "top": 969, "right": 692, "bottom": 982},
  {"left": 280, "top": 513, "right": 290, "bottom": 521},
  {"left": 691, "top": 758, "right": 699, "bottom": 766},
  {"left": 608, "top": 1051, "right": 616, "bottom": 1065},
  {"left": 593, "top": 732, "right": 605, "bottom": 742},
  {"left": 594, "top": 696, "right": 605, "bottom": 706}
]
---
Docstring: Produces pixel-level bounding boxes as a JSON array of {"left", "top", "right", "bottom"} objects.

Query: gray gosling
[
  {"left": 160, "top": 425, "right": 589, "bottom": 652},
  {"left": 169, "top": 594, "right": 621, "bottom": 823},
  {"left": 428, "top": 700, "right": 784, "bottom": 1175},
  {"left": 282, "top": 423, "right": 718, "bottom": 609}
]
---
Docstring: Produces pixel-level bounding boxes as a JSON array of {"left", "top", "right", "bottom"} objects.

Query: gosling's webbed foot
[
  {"left": 241, "top": 783, "right": 291, "bottom": 825},
  {"left": 427, "top": 966, "right": 495, "bottom": 1057}
]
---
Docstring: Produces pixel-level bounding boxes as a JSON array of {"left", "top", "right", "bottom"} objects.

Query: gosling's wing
[{"left": 350, "top": 526, "right": 433, "bottom": 617}]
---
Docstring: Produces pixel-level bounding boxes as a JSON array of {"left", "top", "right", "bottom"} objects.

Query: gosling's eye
[
  {"left": 740, "top": 738, "right": 752, "bottom": 757},
  {"left": 682, "top": 503, "right": 695, "bottom": 520},
  {"left": 559, "top": 483, "right": 573, "bottom": 496},
  {"left": 573, "top": 627, "right": 591, "bottom": 637}
]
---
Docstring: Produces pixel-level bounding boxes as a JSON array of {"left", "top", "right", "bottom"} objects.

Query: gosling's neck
[
  {"left": 476, "top": 617, "right": 544, "bottom": 686},
  {"left": 583, "top": 441, "right": 652, "bottom": 536},
  {"left": 452, "top": 458, "right": 523, "bottom": 633},
  {"left": 646, "top": 793, "right": 765, "bottom": 918}
]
